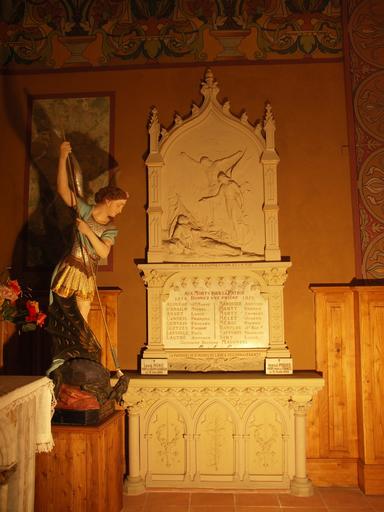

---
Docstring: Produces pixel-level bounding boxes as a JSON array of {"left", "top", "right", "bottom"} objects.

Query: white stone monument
[
  {"left": 123, "top": 71, "right": 323, "bottom": 497},
  {"left": 139, "top": 69, "right": 292, "bottom": 372}
]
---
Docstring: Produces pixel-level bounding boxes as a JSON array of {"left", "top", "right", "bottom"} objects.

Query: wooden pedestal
[{"left": 35, "top": 410, "right": 125, "bottom": 512}]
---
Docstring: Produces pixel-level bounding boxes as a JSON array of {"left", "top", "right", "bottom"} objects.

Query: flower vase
[
  {"left": 211, "top": 29, "right": 251, "bottom": 59},
  {"left": 58, "top": 35, "right": 96, "bottom": 66}
]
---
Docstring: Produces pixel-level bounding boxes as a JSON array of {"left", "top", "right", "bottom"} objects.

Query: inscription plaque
[
  {"left": 163, "top": 281, "right": 269, "bottom": 349},
  {"left": 141, "top": 358, "right": 169, "bottom": 375},
  {"left": 265, "top": 358, "right": 293, "bottom": 375}
]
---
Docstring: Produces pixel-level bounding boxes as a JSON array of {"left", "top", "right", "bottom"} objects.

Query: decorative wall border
[
  {"left": 0, "top": 0, "right": 342, "bottom": 72},
  {"left": 343, "top": 0, "right": 384, "bottom": 278}
]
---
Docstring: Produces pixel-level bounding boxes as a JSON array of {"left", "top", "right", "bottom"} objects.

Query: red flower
[
  {"left": 1, "top": 273, "right": 45, "bottom": 331},
  {"left": 36, "top": 312, "right": 47, "bottom": 327},
  {"left": 8, "top": 279, "right": 21, "bottom": 297},
  {"left": 25, "top": 300, "right": 39, "bottom": 322},
  {"left": 0, "top": 279, "right": 21, "bottom": 304}
]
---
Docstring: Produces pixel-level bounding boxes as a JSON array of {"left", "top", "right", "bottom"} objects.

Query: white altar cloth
[{"left": 0, "top": 376, "right": 55, "bottom": 512}]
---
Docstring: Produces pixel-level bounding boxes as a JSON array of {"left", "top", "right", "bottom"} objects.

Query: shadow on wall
[
  {"left": 2, "top": 76, "right": 119, "bottom": 375},
  {"left": 1, "top": 322, "right": 52, "bottom": 376}
]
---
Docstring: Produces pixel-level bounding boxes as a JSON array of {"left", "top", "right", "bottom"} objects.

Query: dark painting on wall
[{"left": 25, "top": 93, "right": 115, "bottom": 272}]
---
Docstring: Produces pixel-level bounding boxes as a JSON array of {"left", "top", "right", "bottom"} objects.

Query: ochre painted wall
[{"left": 0, "top": 62, "right": 355, "bottom": 370}]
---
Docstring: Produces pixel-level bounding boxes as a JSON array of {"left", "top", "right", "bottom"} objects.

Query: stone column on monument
[
  {"left": 290, "top": 398, "right": 313, "bottom": 497},
  {"left": 124, "top": 406, "right": 145, "bottom": 495},
  {"left": 140, "top": 268, "right": 167, "bottom": 360}
]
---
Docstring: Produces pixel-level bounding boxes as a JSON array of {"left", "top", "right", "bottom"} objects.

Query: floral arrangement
[{"left": 0, "top": 275, "right": 46, "bottom": 332}]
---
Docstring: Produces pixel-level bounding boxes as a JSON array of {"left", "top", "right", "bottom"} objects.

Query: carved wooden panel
[
  {"left": 35, "top": 411, "right": 124, "bottom": 512},
  {"left": 309, "top": 286, "right": 384, "bottom": 494},
  {"left": 354, "top": 287, "right": 384, "bottom": 494},
  {"left": 308, "top": 288, "right": 358, "bottom": 458}
]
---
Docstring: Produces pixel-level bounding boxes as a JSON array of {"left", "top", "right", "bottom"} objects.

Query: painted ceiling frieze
[{"left": 0, "top": 0, "right": 342, "bottom": 70}]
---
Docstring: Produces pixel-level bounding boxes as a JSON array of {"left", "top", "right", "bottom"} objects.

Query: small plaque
[
  {"left": 141, "top": 358, "right": 168, "bottom": 375},
  {"left": 265, "top": 357, "right": 293, "bottom": 375}
]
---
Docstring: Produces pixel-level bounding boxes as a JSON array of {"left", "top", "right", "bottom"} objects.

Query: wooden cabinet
[
  {"left": 308, "top": 286, "right": 384, "bottom": 494},
  {"left": 354, "top": 288, "right": 384, "bottom": 494},
  {"left": 35, "top": 410, "right": 125, "bottom": 512},
  {"left": 307, "top": 287, "right": 359, "bottom": 487}
]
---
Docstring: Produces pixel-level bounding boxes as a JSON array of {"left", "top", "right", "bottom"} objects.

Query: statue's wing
[{"left": 47, "top": 292, "right": 101, "bottom": 363}]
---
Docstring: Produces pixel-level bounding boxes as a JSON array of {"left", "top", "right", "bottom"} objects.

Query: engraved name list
[{"left": 163, "top": 281, "right": 269, "bottom": 350}]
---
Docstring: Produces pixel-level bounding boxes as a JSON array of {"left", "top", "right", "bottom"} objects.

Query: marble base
[
  {"left": 123, "top": 476, "right": 146, "bottom": 495},
  {"left": 290, "top": 476, "right": 314, "bottom": 497},
  {"left": 122, "top": 371, "right": 324, "bottom": 494}
]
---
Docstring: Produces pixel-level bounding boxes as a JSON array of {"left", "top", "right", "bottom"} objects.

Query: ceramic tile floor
[{"left": 122, "top": 488, "right": 384, "bottom": 512}]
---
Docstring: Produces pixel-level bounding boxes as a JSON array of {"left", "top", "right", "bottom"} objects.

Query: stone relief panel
[
  {"left": 146, "top": 401, "right": 187, "bottom": 478},
  {"left": 161, "top": 124, "right": 265, "bottom": 260},
  {"left": 145, "top": 70, "right": 280, "bottom": 264},
  {"left": 245, "top": 401, "right": 286, "bottom": 477},
  {"left": 195, "top": 401, "right": 236, "bottom": 478}
]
